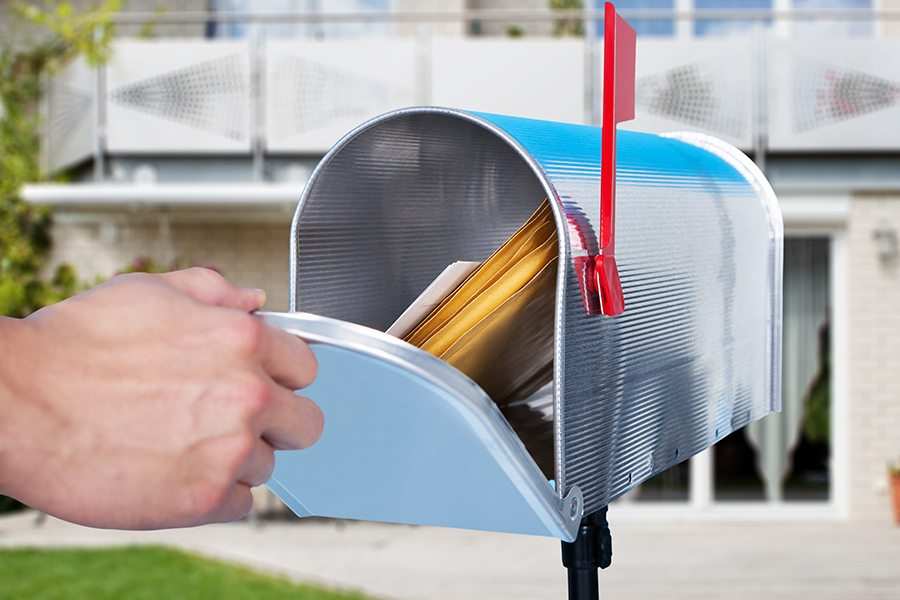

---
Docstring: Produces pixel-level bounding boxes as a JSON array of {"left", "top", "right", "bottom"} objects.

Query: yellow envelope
[
  {"left": 438, "top": 257, "right": 557, "bottom": 404},
  {"left": 419, "top": 238, "right": 557, "bottom": 357},
  {"left": 404, "top": 198, "right": 558, "bottom": 406},
  {"left": 406, "top": 200, "right": 554, "bottom": 347}
]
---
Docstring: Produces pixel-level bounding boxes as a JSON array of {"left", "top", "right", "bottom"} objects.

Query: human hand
[{"left": 0, "top": 268, "right": 321, "bottom": 529}]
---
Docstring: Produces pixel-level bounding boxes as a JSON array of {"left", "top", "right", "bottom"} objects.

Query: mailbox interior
[{"left": 291, "top": 110, "right": 563, "bottom": 479}]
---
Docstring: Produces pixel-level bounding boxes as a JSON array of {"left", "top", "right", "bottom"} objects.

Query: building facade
[{"left": 12, "top": 0, "right": 900, "bottom": 522}]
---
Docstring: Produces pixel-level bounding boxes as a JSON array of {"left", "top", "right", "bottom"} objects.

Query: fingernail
[{"left": 251, "top": 288, "right": 267, "bottom": 307}]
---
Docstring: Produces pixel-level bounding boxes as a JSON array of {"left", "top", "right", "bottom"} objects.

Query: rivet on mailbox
[{"left": 259, "top": 2, "right": 783, "bottom": 597}]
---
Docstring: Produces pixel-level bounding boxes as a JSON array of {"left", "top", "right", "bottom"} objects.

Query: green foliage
[
  {"left": 550, "top": 0, "right": 585, "bottom": 37},
  {"left": 506, "top": 25, "right": 525, "bottom": 38},
  {"left": 137, "top": 5, "right": 167, "bottom": 39},
  {"left": 803, "top": 322, "right": 831, "bottom": 444},
  {"left": 0, "top": 2, "right": 119, "bottom": 319},
  {"left": 116, "top": 256, "right": 176, "bottom": 275},
  {"left": 15, "top": 0, "right": 122, "bottom": 67},
  {"left": 0, "top": 546, "right": 372, "bottom": 599}
]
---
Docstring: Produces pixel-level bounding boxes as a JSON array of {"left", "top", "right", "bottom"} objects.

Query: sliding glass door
[{"left": 623, "top": 236, "right": 833, "bottom": 506}]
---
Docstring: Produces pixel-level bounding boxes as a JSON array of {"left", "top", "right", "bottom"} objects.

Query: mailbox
[{"left": 261, "top": 105, "right": 783, "bottom": 543}]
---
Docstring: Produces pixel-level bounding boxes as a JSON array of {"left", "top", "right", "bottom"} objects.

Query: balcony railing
[{"left": 41, "top": 9, "right": 900, "bottom": 176}]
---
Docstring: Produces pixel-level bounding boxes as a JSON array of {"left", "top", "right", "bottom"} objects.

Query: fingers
[
  {"left": 257, "top": 378, "right": 324, "bottom": 450},
  {"left": 237, "top": 439, "right": 276, "bottom": 487},
  {"left": 258, "top": 323, "right": 318, "bottom": 390},
  {"left": 160, "top": 267, "right": 265, "bottom": 311}
]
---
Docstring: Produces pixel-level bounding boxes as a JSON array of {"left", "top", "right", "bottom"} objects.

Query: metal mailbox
[{"left": 262, "top": 105, "right": 783, "bottom": 543}]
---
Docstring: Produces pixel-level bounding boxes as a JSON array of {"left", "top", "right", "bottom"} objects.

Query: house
[{"left": 15, "top": 0, "right": 900, "bottom": 523}]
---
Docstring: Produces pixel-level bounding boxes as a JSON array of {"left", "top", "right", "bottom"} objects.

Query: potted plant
[{"left": 890, "top": 460, "right": 900, "bottom": 525}]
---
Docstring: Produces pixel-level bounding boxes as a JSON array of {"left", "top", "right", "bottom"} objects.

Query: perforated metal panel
[
  {"left": 290, "top": 108, "right": 782, "bottom": 515},
  {"left": 42, "top": 57, "right": 95, "bottom": 172},
  {"left": 769, "top": 39, "right": 900, "bottom": 150},
  {"left": 111, "top": 55, "right": 248, "bottom": 141},
  {"left": 265, "top": 40, "right": 417, "bottom": 152},
  {"left": 430, "top": 39, "right": 586, "bottom": 125},
  {"left": 791, "top": 58, "right": 900, "bottom": 133},
  {"left": 105, "top": 41, "right": 251, "bottom": 153},
  {"left": 619, "top": 38, "right": 755, "bottom": 150}
]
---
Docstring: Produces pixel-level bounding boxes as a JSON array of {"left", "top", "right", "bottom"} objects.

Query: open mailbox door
[
  {"left": 261, "top": 2, "right": 782, "bottom": 560},
  {"left": 263, "top": 311, "right": 581, "bottom": 540}
]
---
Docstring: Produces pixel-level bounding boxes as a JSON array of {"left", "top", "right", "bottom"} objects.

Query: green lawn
[{"left": 0, "top": 545, "right": 372, "bottom": 600}]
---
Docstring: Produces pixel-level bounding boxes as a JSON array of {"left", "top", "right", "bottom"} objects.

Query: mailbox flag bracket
[{"left": 594, "top": 1, "right": 635, "bottom": 317}]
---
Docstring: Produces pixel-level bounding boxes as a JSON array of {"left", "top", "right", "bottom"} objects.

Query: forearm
[
  {"left": 0, "top": 316, "right": 44, "bottom": 500},
  {"left": 0, "top": 317, "right": 21, "bottom": 496}
]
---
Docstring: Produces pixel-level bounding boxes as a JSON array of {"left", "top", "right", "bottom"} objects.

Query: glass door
[
  {"left": 619, "top": 236, "right": 834, "bottom": 507},
  {"left": 714, "top": 237, "right": 832, "bottom": 503}
]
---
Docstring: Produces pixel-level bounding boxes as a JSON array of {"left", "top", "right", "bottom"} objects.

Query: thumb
[{"left": 159, "top": 267, "right": 266, "bottom": 311}]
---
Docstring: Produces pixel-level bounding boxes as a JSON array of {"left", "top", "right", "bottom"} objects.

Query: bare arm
[{"left": 0, "top": 267, "right": 322, "bottom": 530}]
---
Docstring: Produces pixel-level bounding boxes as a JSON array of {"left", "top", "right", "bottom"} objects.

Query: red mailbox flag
[{"left": 596, "top": 1, "right": 635, "bottom": 317}]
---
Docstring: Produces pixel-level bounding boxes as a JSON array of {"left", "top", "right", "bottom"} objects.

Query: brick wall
[
  {"left": 48, "top": 217, "right": 292, "bottom": 311},
  {"left": 883, "top": 0, "right": 900, "bottom": 38},
  {"left": 847, "top": 195, "right": 900, "bottom": 521}
]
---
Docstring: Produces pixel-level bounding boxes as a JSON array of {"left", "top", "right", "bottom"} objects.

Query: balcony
[
  {"left": 25, "top": 8, "right": 900, "bottom": 227},
  {"left": 42, "top": 30, "right": 900, "bottom": 176}
]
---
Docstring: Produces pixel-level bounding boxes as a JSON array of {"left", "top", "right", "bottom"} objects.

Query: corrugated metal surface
[{"left": 291, "top": 107, "right": 781, "bottom": 515}]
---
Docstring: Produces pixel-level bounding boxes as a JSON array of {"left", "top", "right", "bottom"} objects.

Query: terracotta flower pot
[{"left": 891, "top": 470, "right": 900, "bottom": 526}]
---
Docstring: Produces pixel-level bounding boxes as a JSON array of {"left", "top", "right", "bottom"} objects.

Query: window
[
  {"left": 594, "top": 0, "right": 676, "bottom": 37},
  {"left": 714, "top": 238, "right": 832, "bottom": 503},
  {"left": 793, "top": 0, "right": 874, "bottom": 37},
  {"left": 694, "top": 0, "right": 773, "bottom": 37},
  {"left": 207, "top": 0, "right": 390, "bottom": 39}
]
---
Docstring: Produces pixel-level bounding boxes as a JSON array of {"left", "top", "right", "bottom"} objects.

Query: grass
[{"left": 0, "top": 545, "right": 372, "bottom": 600}]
